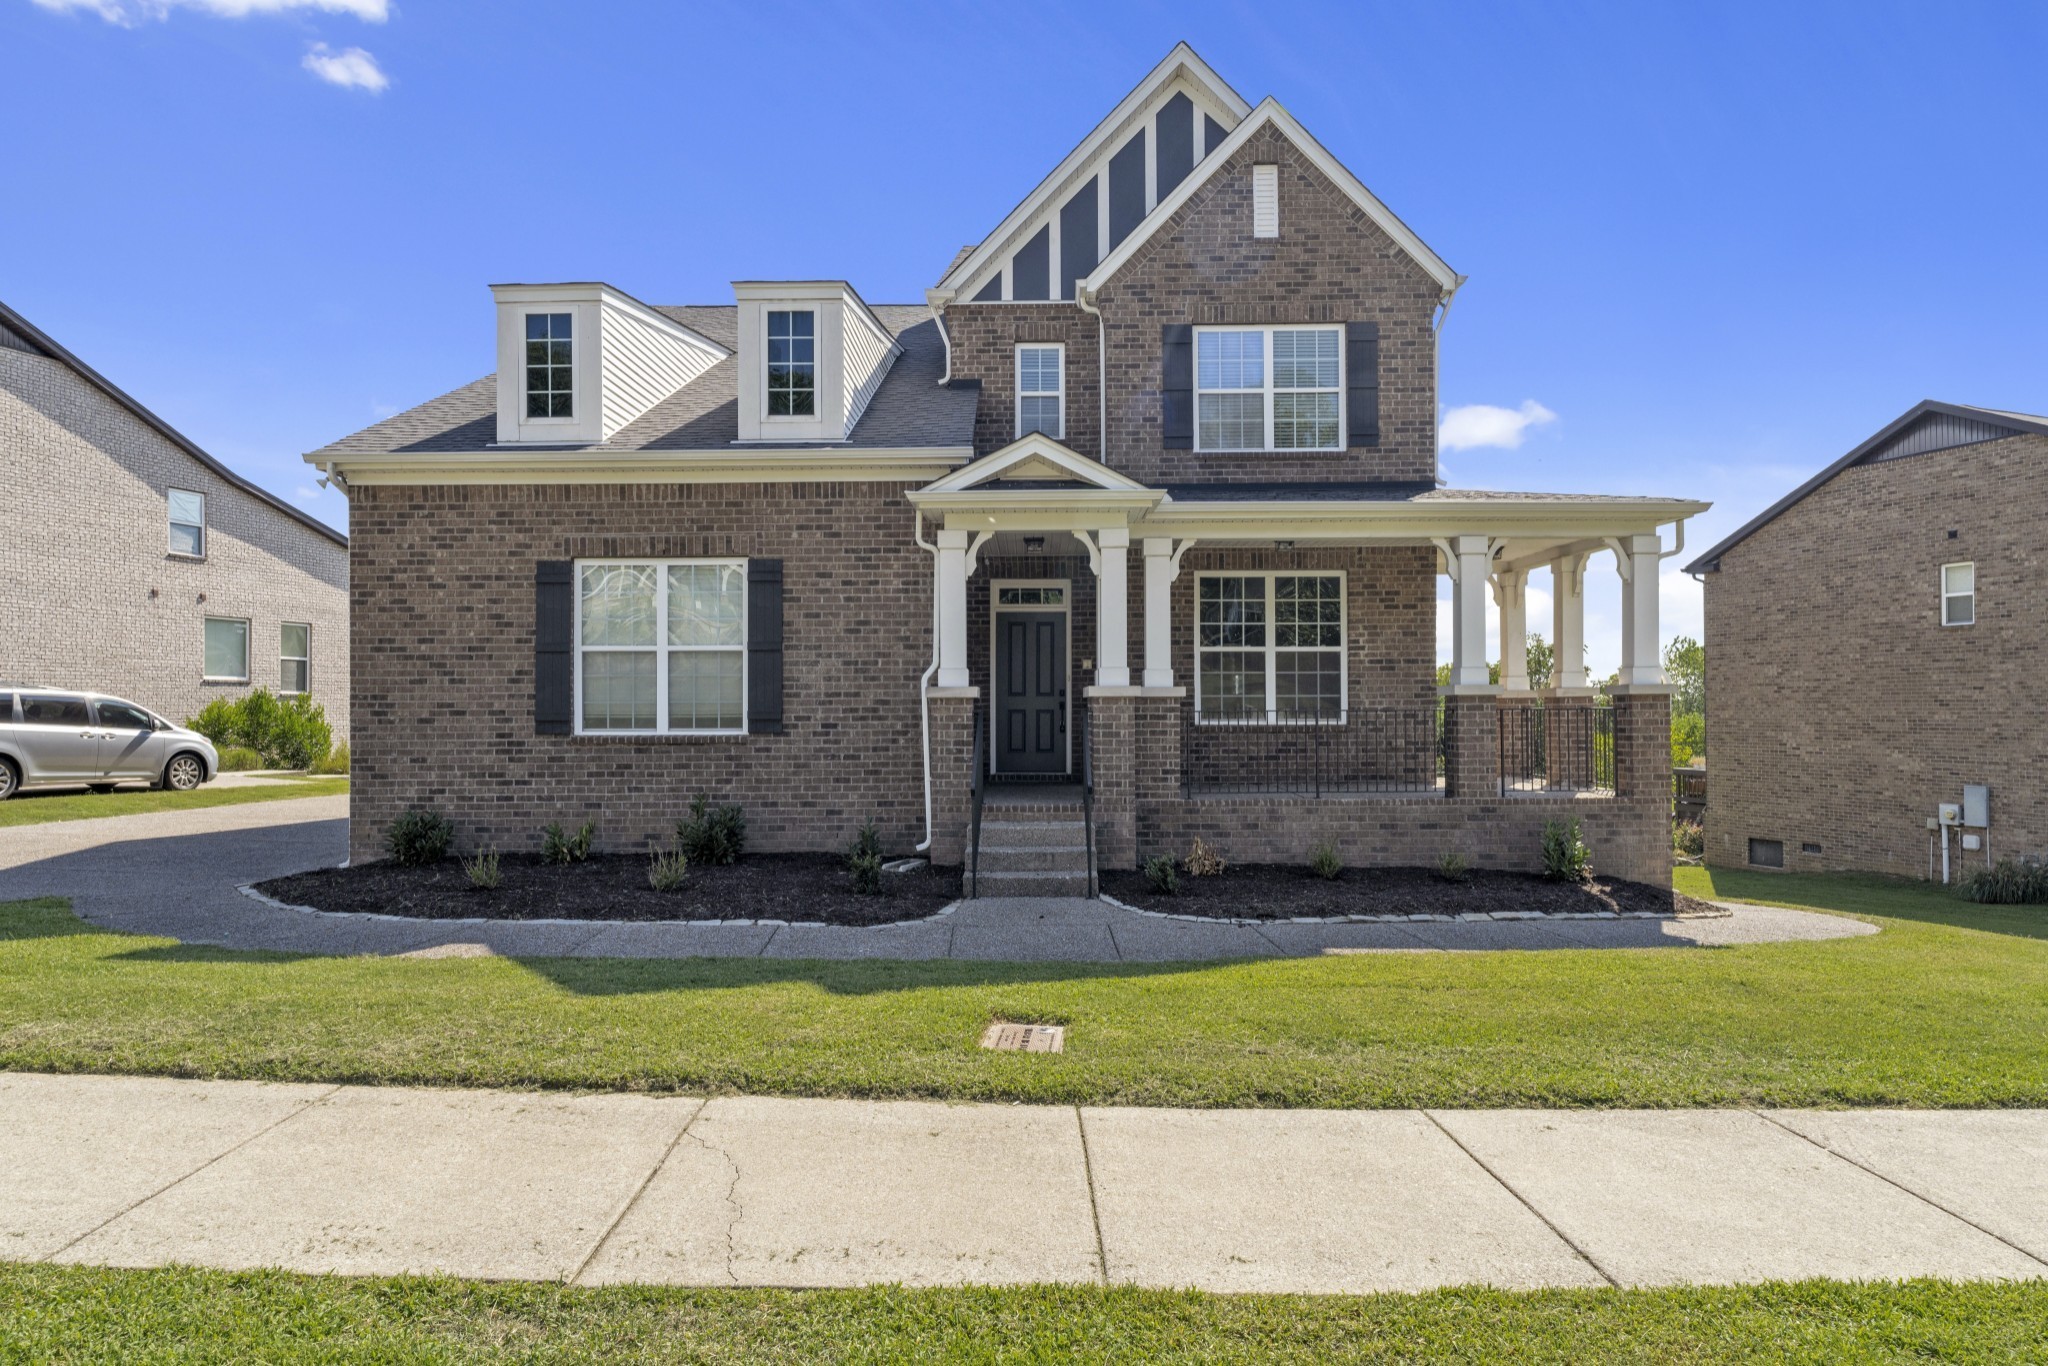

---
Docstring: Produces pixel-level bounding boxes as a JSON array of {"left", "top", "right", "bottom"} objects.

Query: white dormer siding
[
  {"left": 732, "top": 281, "right": 902, "bottom": 443},
  {"left": 491, "top": 283, "right": 727, "bottom": 446}
]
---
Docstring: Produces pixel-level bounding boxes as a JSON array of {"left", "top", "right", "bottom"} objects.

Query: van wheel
[
  {"left": 0, "top": 759, "right": 17, "bottom": 800},
  {"left": 164, "top": 754, "right": 205, "bottom": 792}
]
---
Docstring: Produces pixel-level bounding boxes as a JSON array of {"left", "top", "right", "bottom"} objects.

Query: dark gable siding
[
  {"left": 1204, "top": 114, "right": 1227, "bottom": 155},
  {"left": 1059, "top": 177, "right": 1099, "bottom": 301},
  {"left": 1156, "top": 92, "right": 1195, "bottom": 197},
  {"left": 1108, "top": 130, "right": 1148, "bottom": 250},
  {"left": 1012, "top": 225, "right": 1051, "bottom": 301},
  {"left": 971, "top": 275, "right": 1003, "bottom": 302}
]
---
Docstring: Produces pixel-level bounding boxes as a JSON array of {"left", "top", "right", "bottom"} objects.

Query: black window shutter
[
  {"left": 534, "top": 561, "right": 573, "bottom": 735},
  {"left": 1346, "top": 322, "right": 1381, "bottom": 447},
  {"left": 1161, "top": 323, "right": 1194, "bottom": 449},
  {"left": 746, "top": 558, "right": 784, "bottom": 734}
]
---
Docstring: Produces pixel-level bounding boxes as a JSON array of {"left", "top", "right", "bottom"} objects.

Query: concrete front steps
[{"left": 972, "top": 804, "right": 1091, "bottom": 897}]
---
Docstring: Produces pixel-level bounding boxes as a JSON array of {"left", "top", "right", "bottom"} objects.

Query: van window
[
  {"left": 0, "top": 693, "right": 14, "bottom": 722},
  {"left": 97, "top": 701, "right": 154, "bottom": 731},
  {"left": 22, "top": 695, "right": 91, "bottom": 727}
]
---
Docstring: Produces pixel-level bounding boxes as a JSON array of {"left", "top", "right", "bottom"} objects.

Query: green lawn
[
  {"left": 0, "top": 776, "right": 347, "bottom": 828},
  {"left": 2, "top": 1265, "right": 2042, "bottom": 1363},
  {"left": 1, "top": 866, "right": 2044, "bottom": 1108}
]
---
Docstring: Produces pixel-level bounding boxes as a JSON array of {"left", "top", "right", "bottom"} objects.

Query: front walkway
[{"left": 2, "top": 1072, "right": 2042, "bottom": 1292}]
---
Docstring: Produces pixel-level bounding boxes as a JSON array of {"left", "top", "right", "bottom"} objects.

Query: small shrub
[
  {"left": 540, "top": 821, "right": 595, "bottom": 865},
  {"left": 463, "top": 846, "right": 501, "bottom": 891},
  {"left": 1436, "top": 850, "right": 1471, "bottom": 883},
  {"left": 1959, "top": 858, "right": 2048, "bottom": 905},
  {"left": 848, "top": 821, "right": 883, "bottom": 895},
  {"left": 678, "top": 794, "right": 747, "bottom": 866},
  {"left": 217, "top": 745, "right": 264, "bottom": 772},
  {"left": 1184, "top": 837, "right": 1226, "bottom": 877},
  {"left": 186, "top": 687, "right": 332, "bottom": 768},
  {"left": 309, "top": 741, "right": 350, "bottom": 775},
  {"left": 647, "top": 845, "right": 689, "bottom": 893},
  {"left": 1309, "top": 841, "right": 1343, "bottom": 881},
  {"left": 1540, "top": 818, "right": 1593, "bottom": 883},
  {"left": 1672, "top": 819, "right": 1705, "bottom": 861},
  {"left": 1143, "top": 853, "right": 1180, "bottom": 895},
  {"left": 386, "top": 808, "right": 453, "bottom": 867}
]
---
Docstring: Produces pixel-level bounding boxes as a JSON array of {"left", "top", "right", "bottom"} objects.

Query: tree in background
[
  {"left": 1525, "top": 633, "right": 1555, "bottom": 692},
  {"left": 1663, "top": 635, "right": 1706, "bottom": 766}
]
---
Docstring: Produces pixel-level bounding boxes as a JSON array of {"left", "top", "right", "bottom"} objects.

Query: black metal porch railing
[
  {"left": 1181, "top": 702, "right": 1443, "bottom": 798},
  {"left": 1498, "top": 702, "right": 1615, "bottom": 796}
]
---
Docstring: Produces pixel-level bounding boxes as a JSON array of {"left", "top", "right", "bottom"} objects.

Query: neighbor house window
[
  {"left": 1195, "top": 326, "right": 1342, "bottom": 452},
  {"left": 1195, "top": 573, "right": 1345, "bottom": 721},
  {"left": 1016, "top": 344, "right": 1063, "bottom": 439},
  {"left": 203, "top": 617, "right": 250, "bottom": 682},
  {"left": 525, "top": 313, "right": 573, "bottom": 418},
  {"left": 1941, "top": 562, "right": 1975, "bottom": 626},
  {"left": 168, "top": 488, "right": 206, "bottom": 557},
  {"left": 280, "top": 623, "right": 311, "bottom": 695},
  {"left": 766, "top": 310, "right": 815, "bottom": 416},
  {"left": 576, "top": 560, "right": 745, "bottom": 734}
]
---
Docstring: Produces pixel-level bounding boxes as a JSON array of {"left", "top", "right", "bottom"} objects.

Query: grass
[
  {"left": 0, "top": 776, "right": 347, "bottom": 828},
  {"left": 1, "top": 1265, "right": 2044, "bottom": 1363},
  {"left": 0, "top": 865, "right": 2044, "bottom": 1108}
]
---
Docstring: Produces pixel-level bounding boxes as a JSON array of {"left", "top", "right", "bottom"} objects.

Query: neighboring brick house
[
  {"left": 0, "top": 299, "right": 349, "bottom": 739},
  {"left": 311, "top": 45, "right": 1702, "bottom": 885},
  {"left": 1686, "top": 401, "right": 2048, "bottom": 880}
]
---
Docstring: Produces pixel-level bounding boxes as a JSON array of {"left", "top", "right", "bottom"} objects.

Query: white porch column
[
  {"left": 1142, "top": 537, "right": 1174, "bottom": 688},
  {"left": 1493, "top": 567, "right": 1529, "bottom": 692},
  {"left": 935, "top": 527, "right": 971, "bottom": 688},
  {"left": 1445, "top": 534, "right": 1494, "bottom": 690},
  {"left": 1096, "top": 526, "right": 1132, "bottom": 687},
  {"left": 1550, "top": 553, "right": 1589, "bottom": 690},
  {"left": 1616, "top": 533, "right": 1664, "bottom": 687}
]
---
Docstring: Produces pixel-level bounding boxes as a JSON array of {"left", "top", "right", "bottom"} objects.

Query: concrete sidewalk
[{"left": 2, "top": 1073, "right": 2043, "bottom": 1293}]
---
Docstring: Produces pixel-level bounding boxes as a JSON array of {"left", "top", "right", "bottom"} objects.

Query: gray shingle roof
[{"left": 308, "top": 304, "right": 978, "bottom": 461}]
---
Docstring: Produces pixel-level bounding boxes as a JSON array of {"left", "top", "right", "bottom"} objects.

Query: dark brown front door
[{"left": 995, "top": 610, "right": 1066, "bottom": 774}]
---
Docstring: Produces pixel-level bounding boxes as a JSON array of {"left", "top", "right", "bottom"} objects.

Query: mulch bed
[
  {"left": 255, "top": 853, "right": 961, "bottom": 927},
  {"left": 1099, "top": 863, "right": 1721, "bottom": 920}
]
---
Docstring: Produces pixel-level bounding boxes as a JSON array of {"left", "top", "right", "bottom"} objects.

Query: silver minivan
[{"left": 0, "top": 687, "right": 219, "bottom": 799}]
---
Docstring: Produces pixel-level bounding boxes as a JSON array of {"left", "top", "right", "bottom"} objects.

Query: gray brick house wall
[{"left": 0, "top": 342, "right": 349, "bottom": 737}]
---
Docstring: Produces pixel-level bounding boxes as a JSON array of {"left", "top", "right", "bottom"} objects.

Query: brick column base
[
  {"left": 1441, "top": 694, "right": 1500, "bottom": 799},
  {"left": 1611, "top": 690, "right": 1671, "bottom": 802},
  {"left": 926, "top": 691, "right": 978, "bottom": 867},
  {"left": 1086, "top": 693, "right": 1137, "bottom": 871}
]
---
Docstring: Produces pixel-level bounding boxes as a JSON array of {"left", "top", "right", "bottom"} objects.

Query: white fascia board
[
  {"left": 1083, "top": 98, "right": 1464, "bottom": 295},
  {"left": 934, "top": 43, "right": 1253, "bottom": 297},
  {"left": 317, "top": 447, "right": 969, "bottom": 486},
  {"left": 491, "top": 282, "right": 729, "bottom": 358},
  {"left": 1138, "top": 497, "right": 1707, "bottom": 541}
]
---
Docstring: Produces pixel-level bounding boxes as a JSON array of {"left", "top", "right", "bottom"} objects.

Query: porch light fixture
[{"left": 1023, "top": 536, "right": 1045, "bottom": 552}]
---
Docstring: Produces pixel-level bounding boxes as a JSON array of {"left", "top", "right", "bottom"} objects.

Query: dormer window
[
  {"left": 525, "top": 313, "right": 573, "bottom": 418},
  {"left": 766, "top": 310, "right": 815, "bottom": 417}
]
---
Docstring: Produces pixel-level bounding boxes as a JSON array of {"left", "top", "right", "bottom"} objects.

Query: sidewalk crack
[
  {"left": 679, "top": 1119, "right": 744, "bottom": 1284},
  {"left": 1421, "top": 1109, "right": 1619, "bottom": 1288},
  {"left": 567, "top": 1097, "right": 706, "bottom": 1286},
  {"left": 1074, "top": 1106, "right": 1110, "bottom": 1285}
]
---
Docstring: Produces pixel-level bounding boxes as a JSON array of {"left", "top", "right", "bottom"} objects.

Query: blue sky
[{"left": 6, "top": 0, "right": 2045, "bottom": 676}]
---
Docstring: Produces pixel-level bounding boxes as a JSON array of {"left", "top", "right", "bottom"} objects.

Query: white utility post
[
  {"left": 1095, "top": 526, "right": 1132, "bottom": 687},
  {"left": 934, "top": 527, "right": 971, "bottom": 688},
  {"left": 1444, "top": 535, "right": 1495, "bottom": 691},
  {"left": 1616, "top": 533, "right": 1664, "bottom": 687},
  {"left": 1494, "top": 567, "right": 1529, "bottom": 691},
  {"left": 1142, "top": 537, "right": 1175, "bottom": 688},
  {"left": 1550, "top": 552, "right": 1589, "bottom": 690}
]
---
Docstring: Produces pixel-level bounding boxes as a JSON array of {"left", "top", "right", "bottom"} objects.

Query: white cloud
[
  {"left": 33, "top": 0, "right": 387, "bottom": 22},
  {"left": 1438, "top": 400, "right": 1558, "bottom": 453},
  {"left": 302, "top": 40, "right": 386, "bottom": 91}
]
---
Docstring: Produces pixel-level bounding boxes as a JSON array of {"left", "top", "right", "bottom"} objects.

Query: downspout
[
  {"left": 1430, "top": 277, "right": 1466, "bottom": 488},
  {"left": 925, "top": 288, "right": 955, "bottom": 385},
  {"left": 913, "top": 509, "right": 940, "bottom": 853},
  {"left": 1075, "top": 285, "right": 1107, "bottom": 457}
]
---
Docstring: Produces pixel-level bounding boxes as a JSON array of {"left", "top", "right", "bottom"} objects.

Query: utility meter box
[
  {"left": 1938, "top": 803, "right": 1963, "bottom": 826},
  {"left": 1963, "top": 784, "right": 1991, "bottom": 828}
]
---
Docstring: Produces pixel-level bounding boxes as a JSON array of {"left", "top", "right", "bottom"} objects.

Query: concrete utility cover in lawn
[{"left": 980, "top": 1022, "right": 1065, "bottom": 1052}]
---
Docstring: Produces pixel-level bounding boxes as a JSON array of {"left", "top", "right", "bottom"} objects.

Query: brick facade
[
  {"left": 0, "top": 346, "right": 349, "bottom": 737},
  {"left": 1704, "top": 434, "right": 2048, "bottom": 877}
]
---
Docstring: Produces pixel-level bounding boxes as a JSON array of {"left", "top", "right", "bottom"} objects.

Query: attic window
[
  {"left": 525, "top": 313, "right": 573, "bottom": 418},
  {"left": 1252, "top": 164, "right": 1279, "bottom": 239},
  {"left": 766, "top": 310, "right": 816, "bottom": 417}
]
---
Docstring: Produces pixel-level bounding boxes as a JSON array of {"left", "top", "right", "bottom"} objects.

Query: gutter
[
  {"left": 925, "top": 288, "right": 955, "bottom": 385},
  {"left": 912, "top": 509, "right": 940, "bottom": 853}
]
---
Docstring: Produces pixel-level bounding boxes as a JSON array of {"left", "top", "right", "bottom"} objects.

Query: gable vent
[
  {"left": 1860, "top": 411, "right": 2018, "bottom": 465},
  {"left": 1252, "top": 164, "right": 1279, "bottom": 239}
]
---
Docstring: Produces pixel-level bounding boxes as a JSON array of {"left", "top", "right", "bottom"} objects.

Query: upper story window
[
  {"left": 280, "top": 623, "right": 311, "bottom": 695},
  {"left": 766, "top": 310, "right": 816, "bottom": 417},
  {"left": 1016, "top": 344, "right": 1064, "bottom": 439},
  {"left": 167, "top": 488, "right": 205, "bottom": 557},
  {"left": 1941, "top": 562, "right": 1975, "bottom": 626},
  {"left": 525, "top": 313, "right": 573, "bottom": 418},
  {"left": 1195, "top": 573, "right": 1346, "bottom": 722},
  {"left": 1195, "top": 326, "right": 1342, "bottom": 453},
  {"left": 576, "top": 560, "right": 746, "bottom": 735}
]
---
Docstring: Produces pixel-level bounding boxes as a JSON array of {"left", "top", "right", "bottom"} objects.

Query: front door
[{"left": 995, "top": 610, "right": 1067, "bottom": 774}]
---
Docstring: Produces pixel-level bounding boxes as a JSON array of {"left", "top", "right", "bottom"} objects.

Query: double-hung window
[
  {"left": 280, "top": 623, "right": 311, "bottom": 694},
  {"left": 203, "top": 617, "right": 250, "bottom": 683},
  {"left": 1195, "top": 326, "right": 1342, "bottom": 452},
  {"left": 766, "top": 310, "right": 816, "bottom": 416},
  {"left": 168, "top": 489, "right": 206, "bottom": 557},
  {"left": 525, "top": 313, "right": 573, "bottom": 418},
  {"left": 577, "top": 560, "right": 746, "bottom": 734},
  {"left": 1016, "top": 344, "right": 1063, "bottom": 439},
  {"left": 1941, "top": 562, "right": 1975, "bottom": 626},
  {"left": 1196, "top": 574, "right": 1345, "bottom": 721}
]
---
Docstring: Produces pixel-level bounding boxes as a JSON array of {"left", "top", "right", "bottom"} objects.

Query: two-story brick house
[{"left": 310, "top": 45, "right": 1702, "bottom": 887}]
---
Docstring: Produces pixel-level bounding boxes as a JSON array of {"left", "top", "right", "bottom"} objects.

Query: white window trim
[
  {"left": 523, "top": 312, "right": 577, "bottom": 425},
  {"left": 1940, "top": 561, "right": 1976, "bottom": 627},
  {"left": 280, "top": 622, "right": 311, "bottom": 696},
  {"left": 1014, "top": 342, "right": 1066, "bottom": 440},
  {"left": 763, "top": 308, "right": 818, "bottom": 424},
  {"left": 203, "top": 616, "right": 251, "bottom": 684},
  {"left": 1192, "top": 324, "right": 1345, "bottom": 453},
  {"left": 1191, "top": 571, "right": 1348, "bottom": 723},
  {"left": 167, "top": 487, "right": 206, "bottom": 559},
  {"left": 987, "top": 578, "right": 1073, "bottom": 776},
  {"left": 572, "top": 558, "right": 747, "bottom": 737}
]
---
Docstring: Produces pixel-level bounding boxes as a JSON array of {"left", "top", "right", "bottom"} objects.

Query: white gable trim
[
  {"left": 914, "top": 433, "right": 1153, "bottom": 494},
  {"left": 1082, "top": 98, "right": 1464, "bottom": 295},
  {"left": 934, "top": 43, "right": 1251, "bottom": 299}
]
